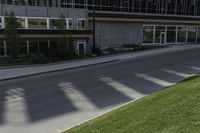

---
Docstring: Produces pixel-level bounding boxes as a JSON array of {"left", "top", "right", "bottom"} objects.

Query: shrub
[{"left": 27, "top": 54, "right": 50, "bottom": 64}]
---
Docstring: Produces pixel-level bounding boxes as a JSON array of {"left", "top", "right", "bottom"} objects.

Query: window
[
  {"left": 29, "top": 41, "right": 39, "bottom": 53},
  {"left": 28, "top": 18, "right": 47, "bottom": 29},
  {"left": 17, "top": 18, "right": 26, "bottom": 29},
  {"left": 177, "top": 26, "right": 187, "bottom": 43},
  {"left": 19, "top": 41, "right": 27, "bottom": 54},
  {"left": 39, "top": 41, "right": 49, "bottom": 54},
  {"left": 197, "top": 27, "right": 200, "bottom": 43},
  {"left": 143, "top": 26, "right": 154, "bottom": 43},
  {"left": 67, "top": 18, "right": 73, "bottom": 29},
  {"left": 0, "top": 17, "right": 3, "bottom": 29},
  {"left": 0, "top": 41, "right": 5, "bottom": 56},
  {"left": 188, "top": 26, "right": 197, "bottom": 42},
  {"left": 77, "top": 19, "right": 86, "bottom": 30},
  {"left": 49, "top": 19, "right": 60, "bottom": 29},
  {"left": 166, "top": 26, "right": 176, "bottom": 43},
  {"left": 155, "top": 26, "right": 165, "bottom": 43}
]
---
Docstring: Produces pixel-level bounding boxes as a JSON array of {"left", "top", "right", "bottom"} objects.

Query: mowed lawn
[{"left": 64, "top": 74, "right": 200, "bottom": 133}]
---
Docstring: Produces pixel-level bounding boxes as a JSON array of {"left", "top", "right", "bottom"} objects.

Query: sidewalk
[{"left": 0, "top": 45, "right": 200, "bottom": 81}]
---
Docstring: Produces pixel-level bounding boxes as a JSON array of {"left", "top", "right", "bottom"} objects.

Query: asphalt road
[{"left": 0, "top": 46, "right": 200, "bottom": 133}]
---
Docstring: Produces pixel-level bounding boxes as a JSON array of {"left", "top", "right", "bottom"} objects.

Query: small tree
[
  {"left": 57, "top": 15, "right": 70, "bottom": 57},
  {"left": 4, "top": 11, "right": 21, "bottom": 59}
]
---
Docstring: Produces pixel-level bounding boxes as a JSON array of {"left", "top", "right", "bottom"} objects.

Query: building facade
[{"left": 0, "top": 0, "right": 200, "bottom": 57}]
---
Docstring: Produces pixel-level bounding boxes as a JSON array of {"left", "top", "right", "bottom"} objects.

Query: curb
[{"left": 0, "top": 59, "right": 119, "bottom": 81}]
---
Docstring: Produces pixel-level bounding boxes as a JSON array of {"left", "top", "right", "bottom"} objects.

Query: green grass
[{"left": 64, "top": 74, "right": 200, "bottom": 133}]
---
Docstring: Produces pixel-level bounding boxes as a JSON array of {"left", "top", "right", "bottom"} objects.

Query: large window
[
  {"left": 166, "top": 26, "right": 176, "bottom": 43},
  {"left": 28, "top": 18, "right": 47, "bottom": 29},
  {"left": 143, "top": 26, "right": 154, "bottom": 43},
  {"left": 187, "top": 26, "right": 197, "bottom": 42},
  {"left": 177, "top": 26, "right": 187, "bottom": 43}
]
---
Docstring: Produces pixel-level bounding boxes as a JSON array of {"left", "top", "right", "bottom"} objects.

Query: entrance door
[
  {"left": 77, "top": 41, "right": 86, "bottom": 55},
  {"left": 160, "top": 32, "right": 166, "bottom": 44}
]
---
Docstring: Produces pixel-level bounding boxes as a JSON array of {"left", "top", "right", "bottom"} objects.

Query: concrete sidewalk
[{"left": 0, "top": 45, "right": 199, "bottom": 81}]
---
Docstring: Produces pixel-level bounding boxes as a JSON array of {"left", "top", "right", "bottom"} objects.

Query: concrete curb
[{"left": 0, "top": 59, "right": 119, "bottom": 81}]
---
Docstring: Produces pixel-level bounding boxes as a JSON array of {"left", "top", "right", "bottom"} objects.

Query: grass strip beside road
[{"left": 64, "top": 74, "right": 200, "bottom": 133}]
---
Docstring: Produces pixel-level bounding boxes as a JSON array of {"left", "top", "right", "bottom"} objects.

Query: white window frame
[
  {"left": 27, "top": 17, "right": 48, "bottom": 29},
  {"left": 142, "top": 24, "right": 199, "bottom": 45}
]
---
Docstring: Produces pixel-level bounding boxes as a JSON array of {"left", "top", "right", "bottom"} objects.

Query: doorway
[{"left": 76, "top": 41, "right": 86, "bottom": 55}]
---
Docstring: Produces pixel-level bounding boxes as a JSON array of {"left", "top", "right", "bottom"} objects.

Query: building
[{"left": 0, "top": 0, "right": 200, "bottom": 57}]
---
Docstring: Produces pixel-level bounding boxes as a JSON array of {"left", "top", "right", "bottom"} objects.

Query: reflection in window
[
  {"left": 17, "top": 18, "right": 26, "bottom": 28},
  {"left": 155, "top": 26, "right": 165, "bottom": 43},
  {"left": 177, "top": 27, "right": 187, "bottom": 43},
  {"left": 68, "top": 19, "right": 73, "bottom": 29},
  {"left": 77, "top": 19, "right": 86, "bottom": 30},
  {"left": 143, "top": 26, "right": 154, "bottom": 43},
  {"left": 49, "top": 19, "right": 60, "bottom": 29},
  {"left": 0, "top": 17, "right": 3, "bottom": 29},
  {"left": 28, "top": 18, "right": 47, "bottom": 29},
  {"left": 188, "top": 26, "right": 196, "bottom": 42},
  {"left": 167, "top": 26, "right": 176, "bottom": 43},
  {"left": 197, "top": 27, "right": 200, "bottom": 43},
  {"left": 0, "top": 41, "right": 5, "bottom": 56},
  {"left": 19, "top": 41, "right": 27, "bottom": 54}
]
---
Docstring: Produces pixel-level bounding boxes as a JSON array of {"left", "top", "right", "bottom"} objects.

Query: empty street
[{"left": 1, "top": 46, "right": 200, "bottom": 133}]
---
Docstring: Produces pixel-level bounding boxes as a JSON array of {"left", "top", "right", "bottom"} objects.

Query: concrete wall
[{"left": 92, "top": 21, "right": 143, "bottom": 49}]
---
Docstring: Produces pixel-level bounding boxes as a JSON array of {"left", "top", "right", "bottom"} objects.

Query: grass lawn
[{"left": 64, "top": 74, "right": 200, "bottom": 133}]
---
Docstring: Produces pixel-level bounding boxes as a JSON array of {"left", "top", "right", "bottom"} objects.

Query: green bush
[{"left": 27, "top": 54, "right": 50, "bottom": 64}]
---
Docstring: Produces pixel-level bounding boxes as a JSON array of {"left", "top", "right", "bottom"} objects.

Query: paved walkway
[{"left": 0, "top": 45, "right": 200, "bottom": 81}]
